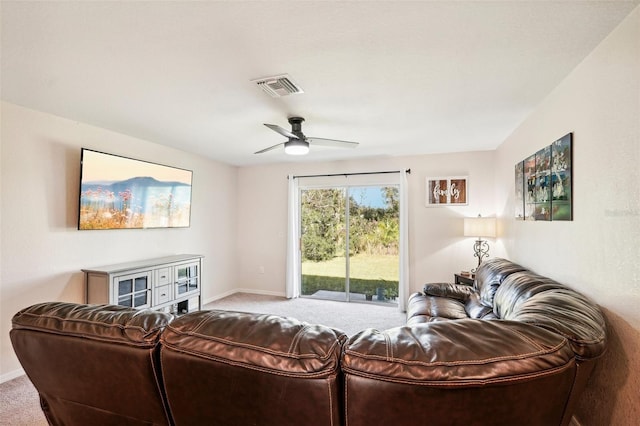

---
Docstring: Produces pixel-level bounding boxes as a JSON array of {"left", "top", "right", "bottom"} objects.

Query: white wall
[
  {"left": 0, "top": 102, "right": 238, "bottom": 380},
  {"left": 236, "top": 152, "right": 497, "bottom": 299},
  {"left": 495, "top": 6, "right": 639, "bottom": 425}
]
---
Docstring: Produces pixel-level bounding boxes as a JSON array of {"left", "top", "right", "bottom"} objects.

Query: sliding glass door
[
  {"left": 300, "top": 188, "right": 348, "bottom": 301},
  {"left": 300, "top": 185, "right": 399, "bottom": 305},
  {"left": 348, "top": 186, "right": 399, "bottom": 304}
]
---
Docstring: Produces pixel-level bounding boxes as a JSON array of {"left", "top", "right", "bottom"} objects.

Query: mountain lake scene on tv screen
[{"left": 79, "top": 151, "right": 192, "bottom": 229}]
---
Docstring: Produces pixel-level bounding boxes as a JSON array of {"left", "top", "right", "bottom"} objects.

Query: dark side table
[{"left": 454, "top": 273, "right": 475, "bottom": 286}]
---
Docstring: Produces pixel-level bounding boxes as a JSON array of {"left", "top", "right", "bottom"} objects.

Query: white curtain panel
[
  {"left": 398, "top": 169, "right": 410, "bottom": 312},
  {"left": 285, "top": 174, "right": 301, "bottom": 299}
]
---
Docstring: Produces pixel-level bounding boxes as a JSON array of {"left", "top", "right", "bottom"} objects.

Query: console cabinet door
[
  {"left": 175, "top": 262, "right": 199, "bottom": 297},
  {"left": 113, "top": 271, "right": 152, "bottom": 309}
]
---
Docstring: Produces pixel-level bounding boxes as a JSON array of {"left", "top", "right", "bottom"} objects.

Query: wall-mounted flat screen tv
[{"left": 78, "top": 148, "right": 193, "bottom": 230}]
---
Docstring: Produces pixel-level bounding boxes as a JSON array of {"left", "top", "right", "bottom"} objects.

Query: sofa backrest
[
  {"left": 493, "top": 270, "right": 608, "bottom": 426},
  {"left": 494, "top": 271, "right": 607, "bottom": 360},
  {"left": 342, "top": 319, "right": 577, "bottom": 426},
  {"left": 10, "top": 302, "right": 173, "bottom": 426},
  {"left": 159, "top": 309, "right": 347, "bottom": 426},
  {"left": 474, "top": 257, "right": 527, "bottom": 307}
]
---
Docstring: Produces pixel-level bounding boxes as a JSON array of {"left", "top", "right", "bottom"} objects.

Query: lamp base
[{"left": 472, "top": 238, "right": 490, "bottom": 268}]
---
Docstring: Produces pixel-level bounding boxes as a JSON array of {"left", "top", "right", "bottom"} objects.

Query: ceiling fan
[{"left": 255, "top": 116, "right": 359, "bottom": 155}]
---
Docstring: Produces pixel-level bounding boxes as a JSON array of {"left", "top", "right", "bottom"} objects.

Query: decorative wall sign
[
  {"left": 516, "top": 133, "right": 572, "bottom": 221},
  {"left": 426, "top": 176, "right": 468, "bottom": 206}
]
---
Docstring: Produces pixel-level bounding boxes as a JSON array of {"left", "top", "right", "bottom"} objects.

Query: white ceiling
[{"left": 2, "top": 1, "right": 638, "bottom": 166}]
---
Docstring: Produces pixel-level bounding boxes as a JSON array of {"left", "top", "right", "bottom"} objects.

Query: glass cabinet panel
[
  {"left": 118, "top": 280, "right": 132, "bottom": 295},
  {"left": 134, "top": 292, "right": 148, "bottom": 307},
  {"left": 177, "top": 264, "right": 198, "bottom": 279},
  {"left": 134, "top": 277, "right": 148, "bottom": 291},
  {"left": 188, "top": 278, "right": 198, "bottom": 292},
  {"left": 177, "top": 268, "right": 187, "bottom": 281},
  {"left": 114, "top": 271, "right": 151, "bottom": 309},
  {"left": 118, "top": 295, "right": 132, "bottom": 307},
  {"left": 175, "top": 263, "right": 199, "bottom": 296}
]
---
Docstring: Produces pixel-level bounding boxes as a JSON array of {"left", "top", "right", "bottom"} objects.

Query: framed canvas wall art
[{"left": 516, "top": 133, "right": 572, "bottom": 221}]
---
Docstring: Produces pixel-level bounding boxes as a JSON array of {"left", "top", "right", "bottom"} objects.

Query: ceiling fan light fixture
[
  {"left": 284, "top": 139, "right": 309, "bottom": 155},
  {"left": 256, "top": 116, "right": 358, "bottom": 156}
]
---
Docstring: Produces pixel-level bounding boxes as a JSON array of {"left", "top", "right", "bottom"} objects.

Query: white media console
[{"left": 83, "top": 254, "right": 203, "bottom": 314}]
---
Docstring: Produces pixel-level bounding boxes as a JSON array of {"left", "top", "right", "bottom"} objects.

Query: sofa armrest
[{"left": 422, "top": 282, "right": 475, "bottom": 302}]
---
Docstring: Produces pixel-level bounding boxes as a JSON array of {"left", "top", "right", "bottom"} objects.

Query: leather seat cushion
[{"left": 407, "top": 293, "right": 468, "bottom": 321}]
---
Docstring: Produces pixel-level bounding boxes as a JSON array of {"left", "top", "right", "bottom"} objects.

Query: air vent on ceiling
[{"left": 252, "top": 74, "right": 304, "bottom": 98}]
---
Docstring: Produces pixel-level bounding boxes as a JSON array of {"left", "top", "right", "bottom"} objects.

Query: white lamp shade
[{"left": 464, "top": 216, "right": 496, "bottom": 238}]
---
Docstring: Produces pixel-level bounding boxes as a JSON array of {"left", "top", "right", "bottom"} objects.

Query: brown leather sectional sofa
[{"left": 11, "top": 258, "right": 606, "bottom": 426}]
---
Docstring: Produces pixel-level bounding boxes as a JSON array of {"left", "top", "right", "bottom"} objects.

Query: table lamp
[{"left": 463, "top": 214, "right": 496, "bottom": 270}]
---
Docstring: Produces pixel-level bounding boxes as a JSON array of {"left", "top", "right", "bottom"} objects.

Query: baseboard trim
[
  {"left": 0, "top": 367, "right": 25, "bottom": 384},
  {"left": 203, "top": 288, "right": 287, "bottom": 306}
]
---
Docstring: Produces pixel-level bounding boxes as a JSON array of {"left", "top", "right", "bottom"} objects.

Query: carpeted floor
[
  {"left": 0, "top": 374, "right": 47, "bottom": 426},
  {"left": 205, "top": 292, "right": 407, "bottom": 336},
  {"left": 0, "top": 293, "right": 406, "bottom": 425}
]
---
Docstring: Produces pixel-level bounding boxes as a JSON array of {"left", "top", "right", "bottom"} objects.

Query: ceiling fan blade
[
  {"left": 254, "top": 142, "right": 284, "bottom": 154},
  {"left": 264, "top": 123, "right": 298, "bottom": 139},
  {"left": 307, "top": 137, "right": 359, "bottom": 148}
]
